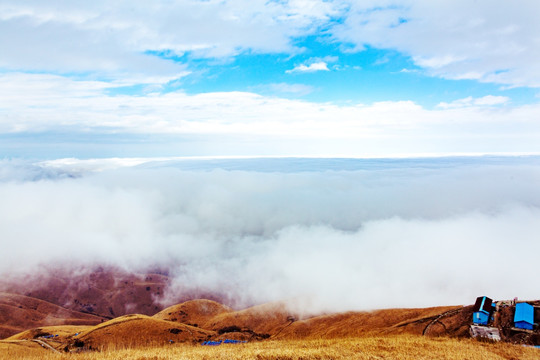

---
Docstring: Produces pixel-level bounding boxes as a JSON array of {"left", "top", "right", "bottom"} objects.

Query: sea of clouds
[{"left": 1, "top": 156, "right": 540, "bottom": 312}]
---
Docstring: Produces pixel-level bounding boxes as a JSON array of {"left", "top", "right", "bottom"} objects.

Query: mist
[{"left": 1, "top": 157, "right": 539, "bottom": 313}]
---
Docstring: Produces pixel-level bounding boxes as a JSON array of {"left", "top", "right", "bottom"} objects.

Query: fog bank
[{"left": 1, "top": 157, "right": 539, "bottom": 312}]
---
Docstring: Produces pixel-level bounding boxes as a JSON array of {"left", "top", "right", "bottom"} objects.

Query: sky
[{"left": 1, "top": 0, "right": 540, "bottom": 159}]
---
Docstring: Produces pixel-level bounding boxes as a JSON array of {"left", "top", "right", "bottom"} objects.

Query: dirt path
[
  {"left": 31, "top": 339, "right": 61, "bottom": 354},
  {"left": 422, "top": 309, "right": 462, "bottom": 336}
]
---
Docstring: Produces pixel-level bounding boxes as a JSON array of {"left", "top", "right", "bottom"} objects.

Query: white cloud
[
  {"left": 286, "top": 61, "right": 330, "bottom": 73},
  {"left": 399, "top": 68, "right": 417, "bottom": 73},
  {"left": 474, "top": 95, "right": 510, "bottom": 106},
  {"left": 1, "top": 1, "right": 538, "bottom": 88},
  {"left": 437, "top": 95, "right": 510, "bottom": 109},
  {"left": 1, "top": 73, "right": 539, "bottom": 157},
  {"left": 330, "top": 0, "right": 540, "bottom": 87},
  {"left": 0, "top": 0, "right": 340, "bottom": 81},
  {"left": 1, "top": 160, "right": 540, "bottom": 311}
]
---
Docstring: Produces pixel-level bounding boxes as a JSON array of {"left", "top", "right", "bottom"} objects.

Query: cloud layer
[
  {"left": 2, "top": 1, "right": 539, "bottom": 158},
  {"left": 2, "top": 72, "right": 539, "bottom": 158},
  {"left": 2, "top": 1, "right": 539, "bottom": 87},
  {"left": 1, "top": 157, "right": 540, "bottom": 311},
  {"left": 0, "top": 0, "right": 337, "bottom": 81},
  {"left": 329, "top": 0, "right": 540, "bottom": 87}
]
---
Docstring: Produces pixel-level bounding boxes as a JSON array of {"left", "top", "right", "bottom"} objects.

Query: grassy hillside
[
  {"left": 3, "top": 297, "right": 540, "bottom": 359},
  {"left": 0, "top": 267, "right": 170, "bottom": 322},
  {"left": 6, "top": 314, "right": 215, "bottom": 352},
  {"left": 1, "top": 335, "right": 540, "bottom": 360},
  {"left": 153, "top": 299, "right": 233, "bottom": 326},
  {"left": 0, "top": 292, "right": 105, "bottom": 339},
  {"left": 2, "top": 299, "right": 476, "bottom": 351}
]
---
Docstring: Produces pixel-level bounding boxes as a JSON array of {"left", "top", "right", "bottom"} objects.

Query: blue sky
[
  {"left": 152, "top": 39, "right": 537, "bottom": 108},
  {"left": 1, "top": 0, "right": 540, "bottom": 159}
]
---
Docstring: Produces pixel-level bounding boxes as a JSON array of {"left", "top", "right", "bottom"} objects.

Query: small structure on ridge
[
  {"left": 472, "top": 296, "right": 494, "bottom": 326},
  {"left": 514, "top": 302, "right": 534, "bottom": 330}
]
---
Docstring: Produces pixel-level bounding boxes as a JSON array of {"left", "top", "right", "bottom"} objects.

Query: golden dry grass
[
  {"left": 0, "top": 340, "right": 46, "bottom": 357},
  {"left": 0, "top": 292, "right": 104, "bottom": 339},
  {"left": 7, "top": 325, "right": 92, "bottom": 341},
  {"left": 2, "top": 335, "right": 540, "bottom": 360},
  {"left": 1, "top": 300, "right": 536, "bottom": 359},
  {"left": 277, "top": 306, "right": 463, "bottom": 339},
  {"left": 153, "top": 299, "right": 232, "bottom": 324}
]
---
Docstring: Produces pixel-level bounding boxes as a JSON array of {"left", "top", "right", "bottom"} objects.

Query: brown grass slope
[
  {"left": 277, "top": 305, "right": 468, "bottom": 339},
  {"left": 154, "top": 299, "right": 468, "bottom": 341},
  {"left": 0, "top": 268, "right": 169, "bottom": 320},
  {"left": 5, "top": 314, "right": 217, "bottom": 352},
  {"left": 156, "top": 300, "right": 297, "bottom": 340},
  {"left": 7, "top": 324, "right": 92, "bottom": 342},
  {"left": 0, "top": 298, "right": 490, "bottom": 354},
  {"left": 67, "top": 314, "right": 215, "bottom": 350},
  {"left": 207, "top": 301, "right": 296, "bottom": 339},
  {"left": 153, "top": 299, "right": 232, "bottom": 326},
  {"left": 0, "top": 292, "right": 105, "bottom": 339}
]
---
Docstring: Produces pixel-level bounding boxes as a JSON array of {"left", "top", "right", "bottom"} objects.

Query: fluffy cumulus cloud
[
  {"left": 1, "top": 158, "right": 540, "bottom": 311},
  {"left": 0, "top": 0, "right": 339, "bottom": 80},
  {"left": 1, "top": 0, "right": 539, "bottom": 87},
  {"left": 286, "top": 61, "right": 330, "bottom": 73},
  {"left": 330, "top": 0, "right": 540, "bottom": 87}
]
